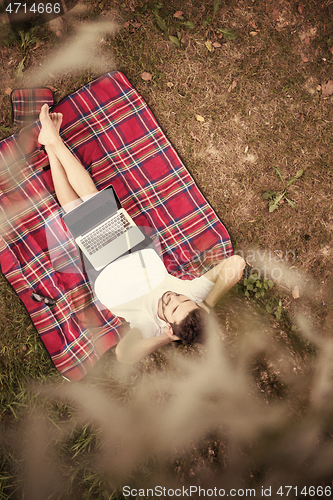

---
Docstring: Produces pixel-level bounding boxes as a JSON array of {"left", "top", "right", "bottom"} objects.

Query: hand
[{"left": 163, "top": 325, "right": 180, "bottom": 342}]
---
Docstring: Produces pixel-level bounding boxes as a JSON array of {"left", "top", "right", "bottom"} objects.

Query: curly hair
[{"left": 170, "top": 306, "right": 210, "bottom": 345}]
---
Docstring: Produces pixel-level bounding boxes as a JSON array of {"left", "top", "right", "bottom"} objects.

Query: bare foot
[
  {"left": 38, "top": 103, "right": 63, "bottom": 146},
  {"left": 50, "top": 111, "right": 63, "bottom": 135}
]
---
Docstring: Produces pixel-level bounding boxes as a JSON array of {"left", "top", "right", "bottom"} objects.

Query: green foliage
[
  {"left": 1, "top": 30, "right": 17, "bottom": 48},
  {"left": 62, "top": 424, "right": 100, "bottom": 459},
  {"left": 169, "top": 34, "right": 181, "bottom": 48},
  {"left": 17, "top": 28, "right": 39, "bottom": 54},
  {"left": 8, "top": 27, "right": 40, "bottom": 78},
  {"left": 213, "top": 0, "right": 222, "bottom": 16},
  {"left": 150, "top": 2, "right": 195, "bottom": 48},
  {"left": 0, "top": 24, "right": 39, "bottom": 78},
  {"left": 152, "top": 3, "right": 168, "bottom": 32},
  {"left": 262, "top": 166, "right": 304, "bottom": 212},
  {"left": 15, "top": 56, "right": 27, "bottom": 79},
  {"left": 243, "top": 273, "right": 274, "bottom": 300},
  {"left": 202, "top": 15, "right": 212, "bottom": 27},
  {"left": 241, "top": 273, "right": 284, "bottom": 321},
  {"left": 182, "top": 21, "right": 195, "bottom": 29},
  {"left": 216, "top": 28, "right": 238, "bottom": 40}
]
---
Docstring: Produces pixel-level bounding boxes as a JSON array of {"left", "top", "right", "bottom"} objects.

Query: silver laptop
[{"left": 62, "top": 186, "right": 145, "bottom": 271}]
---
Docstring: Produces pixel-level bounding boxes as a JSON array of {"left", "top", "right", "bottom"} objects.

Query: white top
[{"left": 94, "top": 248, "right": 214, "bottom": 338}]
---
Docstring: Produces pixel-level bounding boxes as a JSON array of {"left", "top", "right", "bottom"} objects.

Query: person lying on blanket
[{"left": 38, "top": 104, "right": 246, "bottom": 365}]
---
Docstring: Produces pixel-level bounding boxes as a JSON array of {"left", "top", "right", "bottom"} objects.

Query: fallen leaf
[
  {"left": 330, "top": 46, "right": 333, "bottom": 55},
  {"left": 299, "top": 27, "right": 317, "bottom": 42},
  {"left": 316, "top": 85, "right": 322, "bottom": 91},
  {"left": 298, "top": 3, "right": 305, "bottom": 14},
  {"left": 131, "top": 22, "right": 141, "bottom": 28},
  {"left": 195, "top": 114, "right": 205, "bottom": 122},
  {"left": 292, "top": 285, "right": 300, "bottom": 299},
  {"left": 5, "top": 88, "right": 12, "bottom": 95},
  {"left": 167, "top": 82, "right": 174, "bottom": 88},
  {"left": 205, "top": 40, "right": 213, "bottom": 52},
  {"left": 228, "top": 80, "right": 237, "bottom": 92},
  {"left": 174, "top": 10, "right": 183, "bottom": 18},
  {"left": 123, "top": 21, "right": 130, "bottom": 28},
  {"left": 302, "top": 56, "right": 309, "bottom": 62},
  {"left": 141, "top": 72, "right": 152, "bottom": 81},
  {"left": 321, "top": 80, "right": 333, "bottom": 98},
  {"left": 250, "top": 31, "right": 258, "bottom": 36},
  {"left": 49, "top": 17, "right": 63, "bottom": 32},
  {"left": 55, "top": 30, "right": 62, "bottom": 37},
  {"left": 32, "top": 41, "right": 44, "bottom": 50},
  {"left": 272, "top": 9, "right": 279, "bottom": 21},
  {"left": 190, "top": 131, "right": 201, "bottom": 142},
  {"left": 46, "top": 85, "right": 57, "bottom": 92},
  {"left": 249, "top": 21, "right": 258, "bottom": 29},
  {"left": 212, "top": 41, "right": 222, "bottom": 48}
]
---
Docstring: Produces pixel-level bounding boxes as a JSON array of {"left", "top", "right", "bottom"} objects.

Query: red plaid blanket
[
  {"left": 0, "top": 72, "right": 233, "bottom": 381},
  {"left": 11, "top": 87, "right": 54, "bottom": 128}
]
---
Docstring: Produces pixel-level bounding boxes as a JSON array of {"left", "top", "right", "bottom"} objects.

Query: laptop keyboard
[
  {"left": 81, "top": 212, "right": 131, "bottom": 255},
  {"left": 69, "top": 200, "right": 118, "bottom": 236}
]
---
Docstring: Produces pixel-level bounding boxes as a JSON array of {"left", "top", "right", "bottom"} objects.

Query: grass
[{"left": 1, "top": 0, "right": 333, "bottom": 497}]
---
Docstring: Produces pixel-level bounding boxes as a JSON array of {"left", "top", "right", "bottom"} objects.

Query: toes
[
  {"left": 47, "top": 112, "right": 63, "bottom": 133},
  {"left": 41, "top": 103, "right": 49, "bottom": 114},
  {"left": 54, "top": 113, "right": 63, "bottom": 131},
  {"left": 39, "top": 103, "right": 50, "bottom": 121}
]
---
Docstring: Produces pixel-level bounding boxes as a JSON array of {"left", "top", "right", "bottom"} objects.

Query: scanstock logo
[{"left": 4, "top": 0, "right": 79, "bottom": 31}]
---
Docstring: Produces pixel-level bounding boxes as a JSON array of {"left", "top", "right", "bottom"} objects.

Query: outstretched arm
[
  {"left": 203, "top": 255, "right": 246, "bottom": 308},
  {"left": 115, "top": 327, "right": 177, "bottom": 365}
]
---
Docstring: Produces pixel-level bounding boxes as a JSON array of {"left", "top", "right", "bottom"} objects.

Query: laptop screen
[{"left": 62, "top": 186, "right": 121, "bottom": 238}]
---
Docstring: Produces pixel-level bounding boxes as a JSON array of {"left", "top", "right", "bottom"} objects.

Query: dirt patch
[{"left": 1, "top": 0, "right": 333, "bottom": 493}]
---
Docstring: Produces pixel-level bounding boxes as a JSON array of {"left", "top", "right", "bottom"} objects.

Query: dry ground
[{"left": 0, "top": 0, "right": 333, "bottom": 497}]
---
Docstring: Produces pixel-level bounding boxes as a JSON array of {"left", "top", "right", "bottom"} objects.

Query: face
[{"left": 158, "top": 291, "right": 199, "bottom": 325}]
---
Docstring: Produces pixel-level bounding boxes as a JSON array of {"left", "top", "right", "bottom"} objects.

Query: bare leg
[
  {"left": 44, "top": 113, "right": 82, "bottom": 211},
  {"left": 39, "top": 104, "right": 98, "bottom": 201}
]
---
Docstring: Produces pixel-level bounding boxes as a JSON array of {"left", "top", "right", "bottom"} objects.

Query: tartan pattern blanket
[
  {"left": 11, "top": 88, "right": 54, "bottom": 128},
  {"left": 0, "top": 71, "right": 233, "bottom": 381}
]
